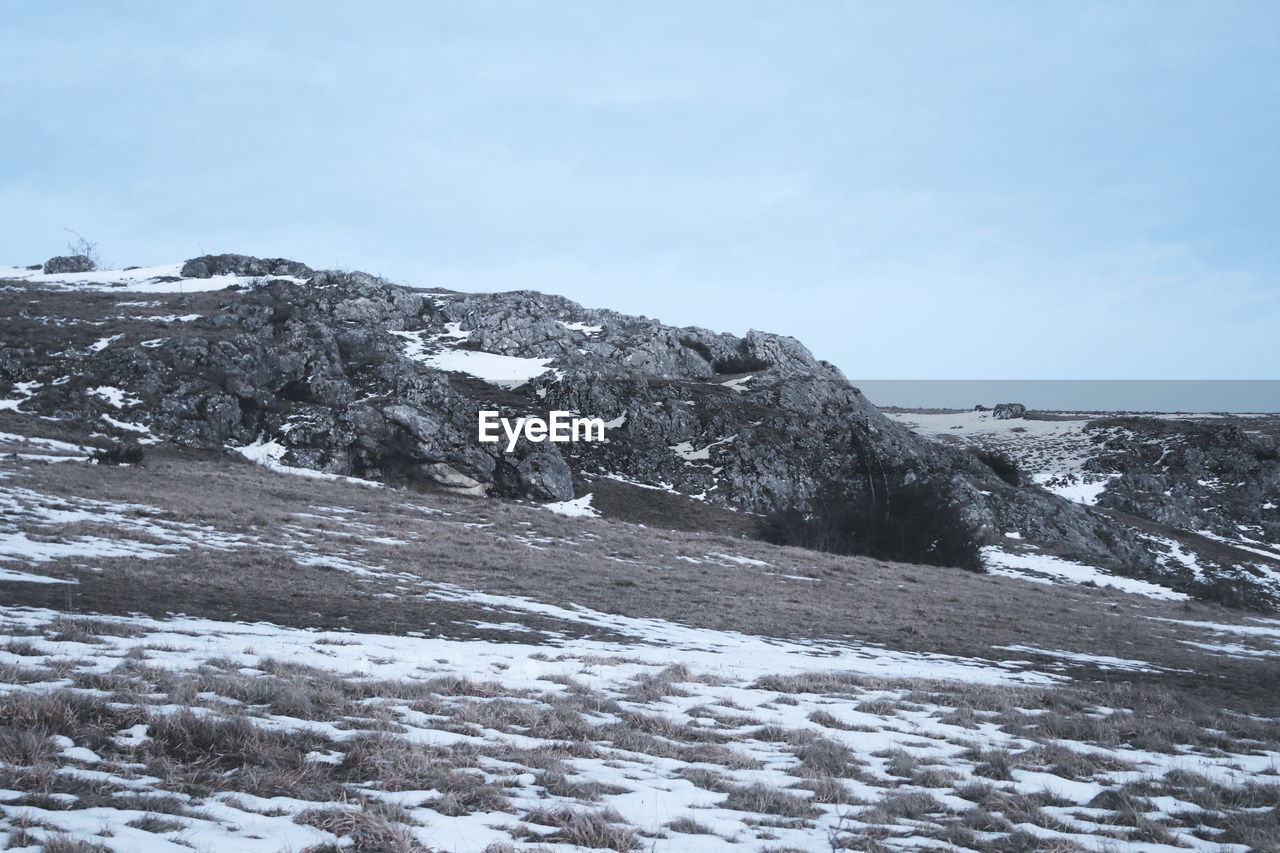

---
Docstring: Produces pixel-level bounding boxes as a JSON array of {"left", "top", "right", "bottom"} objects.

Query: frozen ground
[
  {"left": 889, "top": 408, "right": 1280, "bottom": 607},
  {"left": 0, "top": 600, "right": 1278, "bottom": 852},
  {"left": 884, "top": 411, "right": 1111, "bottom": 506},
  {"left": 0, "top": 429, "right": 1278, "bottom": 851},
  {"left": 0, "top": 264, "right": 307, "bottom": 294}
]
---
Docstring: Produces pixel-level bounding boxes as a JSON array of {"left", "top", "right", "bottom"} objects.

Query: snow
[
  {"left": 1139, "top": 533, "right": 1207, "bottom": 580},
  {"left": 541, "top": 493, "right": 600, "bottom": 518},
  {"left": 1178, "top": 639, "right": 1280, "bottom": 659},
  {"left": 0, "top": 566, "right": 77, "bottom": 584},
  {"left": 391, "top": 330, "right": 557, "bottom": 389},
  {"left": 233, "top": 438, "right": 384, "bottom": 488},
  {"left": 994, "top": 644, "right": 1165, "bottom": 673},
  {"left": 87, "top": 334, "right": 124, "bottom": 352},
  {"left": 671, "top": 435, "right": 735, "bottom": 463},
  {"left": 1040, "top": 475, "right": 1114, "bottom": 505},
  {"left": 100, "top": 414, "right": 158, "bottom": 443},
  {"left": 0, "top": 262, "right": 308, "bottom": 293},
  {"left": 887, "top": 410, "right": 1120, "bottom": 505},
  {"left": 671, "top": 440, "right": 710, "bottom": 461},
  {"left": 87, "top": 385, "right": 142, "bottom": 408},
  {"left": 888, "top": 410, "right": 1088, "bottom": 438},
  {"left": 1009, "top": 770, "right": 1105, "bottom": 804},
  {"left": 418, "top": 348, "right": 557, "bottom": 390},
  {"left": 983, "top": 547, "right": 1189, "bottom": 601},
  {"left": 559, "top": 320, "right": 603, "bottom": 335},
  {"left": 0, "top": 596, "right": 1269, "bottom": 852},
  {"left": 0, "top": 380, "right": 42, "bottom": 413},
  {"left": 706, "top": 552, "right": 769, "bottom": 567},
  {"left": 440, "top": 321, "right": 470, "bottom": 339},
  {"left": 0, "top": 529, "right": 176, "bottom": 564},
  {"left": 0, "top": 432, "right": 88, "bottom": 455}
]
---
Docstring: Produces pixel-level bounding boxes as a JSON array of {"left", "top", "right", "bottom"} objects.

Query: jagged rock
[
  {"left": 993, "top": 403, "right": 1027, "bottom": 420},
  {"left": 514, "top": 451, "right": 575, "bottom": 502},
  {"left": 180, "top": 254, "right": 314, "bottom": 279},
  {"left": 43, "top": 255, "right": 95, "bottom": 274},
  {"left": 1086, "top": 416, "right": 1280, "bottom": 546}
]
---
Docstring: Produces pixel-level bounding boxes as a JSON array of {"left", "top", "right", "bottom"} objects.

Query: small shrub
[
  {"left": 92, "top": 444, "right": 145, "bottom": 465},
  {"left": 679, "top": 337, "right": 713, "bottom": 362},
  {"left": 973, "top": 448, "right": 1021, "bottom": 486},
  {"left": 758, "top": 478, "right": 983, "bottom": 571},
  {"left": 712, "top": 353, "right": 770, "bottom": 375}
]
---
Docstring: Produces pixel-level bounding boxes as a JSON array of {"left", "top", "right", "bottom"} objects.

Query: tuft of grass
[
  {"left": 520, "top": 806, "right": 641, "bottom": 851},
  {"left": 125, "top": 815, "right": 187, "bottom": 834},
  {"left": 38, "top": 835, "right": 114, "bottom": 853},
  {"left": 792, "top": 775, "right": 864, "bottom": 806},
  {"left": 722, "top": 783, "right": 819, "bottom": 818},
  {"left": 869, "top": 790, "right": 947, "bottom": 820},
  {"left": 795, "top": 737, "right": 862, "bottom": 778},
  {"left": 666, "top": 816, "right": 715, "bottom": 834}
]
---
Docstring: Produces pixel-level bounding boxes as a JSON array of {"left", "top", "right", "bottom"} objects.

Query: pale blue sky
[{"left": 3, "top": 2, "right": 1277, "bottom": 381}]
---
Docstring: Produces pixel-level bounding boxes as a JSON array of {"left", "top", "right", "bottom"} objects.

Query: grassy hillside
[{"left": 1, "top": 413, "right": 1278, "bottom": 851}]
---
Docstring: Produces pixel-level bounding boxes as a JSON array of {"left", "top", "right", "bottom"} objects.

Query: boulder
[
  {"left": 181, "top": 254, "right": 314, "bottom": 279},
  {"left": 993, "top": 403, "right": 1027, "bottom": 420},
  {"left": 43, "top": 255, "right": 95, "bottom": 274}
]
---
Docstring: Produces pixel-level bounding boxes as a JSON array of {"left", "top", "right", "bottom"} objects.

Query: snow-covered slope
[{"left": 1, "top": 434, "right": 1279, "bottom": 851}]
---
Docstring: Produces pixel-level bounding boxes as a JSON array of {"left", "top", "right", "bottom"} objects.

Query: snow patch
[
  {"left": 541, "top": 493, "right": 600, "bottom": 518},
  {"left": 983, "top": 548, "right": 1188, "bottom": 601},
  {"left": 233, "top": 438, "right": 383, "bottom": 488},
  {"left": 0, "top": 262, "right": 307, "bottom": 293},
  {"left": 88, "top": 385, "right": 142, "bottom": 408}
]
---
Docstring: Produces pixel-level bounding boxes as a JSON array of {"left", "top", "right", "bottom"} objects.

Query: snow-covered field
[
  {"left": 2, "top": 602, "right": 1279, "bottom": 853},
  {"left": 0, "top": 264, "right": 307, "bottom": 294},
  {"left": 885, "top": 411, "right": 1113, "bottom": 506},
  {"left": 1, "top": 442, "right": 1279, "bottom": 851}
]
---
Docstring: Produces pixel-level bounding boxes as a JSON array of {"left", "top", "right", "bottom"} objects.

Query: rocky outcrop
[
  {"left": 2, "top": 255, "right": 1161, "bottom": 576},
  {"left": 180, "top": 254, "right": 314, "bottom": 279},
  {"left": 43, "top": 255, "right": 95, "bottom": 274},
  {"left": 993, "top": 403, "right": 1026, "bottom": 420},
  {"left": 1086, "top": 416, "right": 1280, "bottom": 546}
]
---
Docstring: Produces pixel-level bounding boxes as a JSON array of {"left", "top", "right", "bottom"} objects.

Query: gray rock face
[
  {"left": 1086, "top": 416, "right": 1280, "bottom": 547},
  {"left": 180, "top": 254, "right": 314, "bottom": 279},
  {"left": 43, "top": 255, "right": 95, "bottom": 274},
  {"left": 3, "top": 254, "right": 1164, "bottom": 580},
  {"left": 993, "top": 403, "right": 1027, "bottom": 420}
]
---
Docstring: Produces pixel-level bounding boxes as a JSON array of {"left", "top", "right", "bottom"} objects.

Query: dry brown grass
[
  {"left": 721, "top": 782, "right": 819, "bottom": 818},
  {"left": 518, "top": 806, "right": 641, "bottom": 851}
]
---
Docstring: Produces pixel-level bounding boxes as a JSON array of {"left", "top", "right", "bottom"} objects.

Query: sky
[{"left": 2, "top": 2, "right": 1278, "bottom": 387}]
